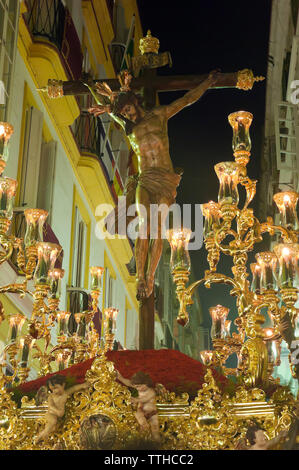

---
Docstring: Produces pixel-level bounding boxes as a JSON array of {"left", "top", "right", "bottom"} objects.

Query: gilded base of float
[{"left": 0, "top": 354, "right": 295, "bottom": 451}]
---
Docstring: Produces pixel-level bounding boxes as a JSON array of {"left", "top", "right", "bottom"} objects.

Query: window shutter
[
  {"left": 37, "top": 140, "right": 57, "bottom": 220},
  {"left": 20, "top": 106, "right": 43, "bottom": 208}
]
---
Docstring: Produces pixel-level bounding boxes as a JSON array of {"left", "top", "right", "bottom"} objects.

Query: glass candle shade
[
  {"left": 9, "top": 314, "right": 25, "bottom": 341},
  {"left": 166, "top": 228, "right": 192, "bottom": 273},
  {"left": 273, "top": 191, "right": 299, "bottom": 231},
  {"left": 104, "top": 308, "right": 119, "bottom": 335},
  {"left": 209, "top": 305, "right": 229, "bottom": 340},
  {"left": 224, "top": 320, "right": 231, "bottom": 338},
  {"left": 0, "top": 177, "right": 17, "bottom": 219},
  {"left": 57, "top": 350, "right": 71, "bottom": 371},
  {"left": 57, "top": 352, "right": 64, "bottom": 371},
  {"left": 75, "top": 312, "right": 87, "bottom": 340},
  {"left": 34, "top": 242, "right": 62, "bottom": 286},
  {"left": 24, "top": 209, "right": 48, "bottom": 248},
  {"left": 202, "top": 201, "right": 221, "bottom": 239},
  {"left": 200, "top": 350, "right": 214, "bottom": 366},
  {"left": 273, "top": 243, "right": 299, "bottom": 289},
  {"left": 0, "top": 122, "right": 14, "bottom": 162},
  {"left": 56, "top": 311, "right": 71, "bottom": 336},
  {"left": 19, "top": 336, "right": 35, "bottom": 367},
  {"left": 90, "top": 266, "right": 104, "bottom": 291},
  {"left": 255, "top": 251, "right": 278, "bottom": 291},
  {"left": 48, "top": 268, "right": 64, "bottom": 299},
  {"left": 250, "top": 263, "right": 262, "bottom": 294},
  {"left": 228, "top": 111, "right": 253, "bottom": 153},
  {"left": 263, "top": 328, "right": 280, "bottom": 366},
  {"left": 214, "top": 162, "right": 240, "bottom": 205}
]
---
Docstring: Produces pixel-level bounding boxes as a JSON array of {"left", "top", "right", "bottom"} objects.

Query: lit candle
[
  {"left": 273, "top": 191, "right": 299, "bottom": 230},
  {"left": 209, "top": 305, "right": 229, "bottom": 339},
  {"left": 0, "top": 177, "right": 18, "bottom": 220},
  {"left": 274, "top": 243, "right": 299, "bottom": 289},
  {"left": 34, "top": 242, "right": 62, "bottom": 286},
  {"left": 202, "top": 201, "right": 221, "bottom": 239},
  {"left": 57, "top": 311, "right": 71, "bottom": 336},
  {"left": 200, "top": 350, "right": 214, "bottom": 366},
  {"left": 90, "top": 266, "right": 104, "bottom": 291},
  {"left": 228, "top": 111, "right": 253, "bottom": 153},
  {"left": 9, "top": 314, "right": 25, "bottom": 341},
  {"left": 255, "top": 251, "right": 278, "bottom": 292},
  {"left": 214, "top": 161, "right": 240, "bottom": 206},
  {"left": 0, "top": 122, "right": 14, "bottom": 164},
  {"left": 57, "top": 353, "right": 64, "bottom": 371},
  {"left": 263, "top": 328, "right": 280, "bottom": 366},
  {"left": 225, "top": 320, "right": 231, "bottom": 338},
  {"left": 104, "top": 308, "right": 119, "bottom": 335},
  {"left": 19, "top": 336, "right": 35, "bottom": 367},
  {"left": 166, "top": 228, "right": 192, "bottom": 273},
  {"left": 250, "top": 263, "right": 262, "bottom": 294},
  {"left": 24, "top": 209, "right": 48, "bottom": 248},
  {"left": 49, "top": 268, "right": 64, "bottom": 299},
  {"left": 75, "top": 312, "right": 87, "bottom": 340}
]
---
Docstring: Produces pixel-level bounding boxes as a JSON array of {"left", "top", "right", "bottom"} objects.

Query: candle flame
[
  {"left": 90, "top": 266, "right": 104, "bottom": 277},
  {"left": 104, "top": 307, "right": 119, "bottom": 320},
  {"left": 283, "top": 194, "right": 291, "bottom": 204},
  {"left": 282, "top": 247, "right": 290, "bottom": 257},
  {"left": 265, "top": 328, "right": 274, "bottom": 337},
  {"left": 49, "top": 268, "right": 64, "bottom": 280}
]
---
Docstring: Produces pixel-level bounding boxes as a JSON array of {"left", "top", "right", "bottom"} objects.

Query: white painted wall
[{"left": 5, "top": 49, "right": 138, "bottom": 347}]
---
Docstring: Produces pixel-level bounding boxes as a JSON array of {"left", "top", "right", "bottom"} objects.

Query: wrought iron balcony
[
  {"left": 25, "top": 0, "right": 83, "bottom": 80},
  {"left": 25, "top": 0, "right": 65, "bottom": 48},
  {"left": 73, "top": 111, "right": 101, "bottom": 156},
  {"left": 73, "top": 112, "right": 126, "bottom": 198}
]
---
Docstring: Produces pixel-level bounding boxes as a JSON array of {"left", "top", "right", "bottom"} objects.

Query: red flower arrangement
[{"left": 17, "top": 349, "right": 228, "bottom": 398}]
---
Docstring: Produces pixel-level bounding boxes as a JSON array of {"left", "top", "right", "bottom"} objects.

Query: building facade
[
  {"left": 260, "top": 0, "right": 299, "bottom": 395},
  {"left": 0, "top": 0, "right": 146, "bottom": 377},
  {"left": 0, "top": 0, "right": 210, "bottom": 377}
]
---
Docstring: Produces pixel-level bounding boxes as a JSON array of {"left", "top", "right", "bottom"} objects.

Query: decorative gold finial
[
  {"left": 37, "top": 79, "right": 64, "bottom": 98},
  {"left": 139, "top": 30, "right": 160, "bottom": 55},
  {"left": 236, "top": 69, "right": 265, "bottom": 90}
]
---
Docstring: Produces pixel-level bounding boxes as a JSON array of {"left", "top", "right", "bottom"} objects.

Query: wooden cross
[{"left": 43, "top": 40, "right": 264, "bottom": 351}]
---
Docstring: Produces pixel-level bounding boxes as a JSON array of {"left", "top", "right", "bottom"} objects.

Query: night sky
[{"left": 137, "top": 1, "right": 272, "bottom": 332}]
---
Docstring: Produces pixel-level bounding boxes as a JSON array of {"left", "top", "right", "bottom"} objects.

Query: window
[
  {"left": 71, "top": 206, "right": 87, "bottom": 289},
  {"left": 0, "top": 0, "right": 19, "bottom": 120},
  {"left": 16, "top": 85, "right": 56, "bottom": 214},
  {"left": 37, "top": 141, "right": 57, "bottom": 220},
  {"left": 12, "top": 86, "right": 56, "bottom": 258},
  {"left": 18, "top": 106, "right": 44, "bottom": 209},
  {"left": 104, "top": 268, "right": 115, "bottom": 309},
  {"left": 68, "top": 189, "right": 90, "bottom": 333},
  {"left": 68, "top": 186, "right": 91, "bottom": 291}
]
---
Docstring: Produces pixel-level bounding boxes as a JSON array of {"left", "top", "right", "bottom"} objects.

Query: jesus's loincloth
[{"left": 105, "top": 167, "right": 182, "bottom": 235}]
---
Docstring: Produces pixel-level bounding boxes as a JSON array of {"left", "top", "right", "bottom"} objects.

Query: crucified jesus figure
[{"left": 88, "top": 70, "right": 219, "bottom": 300}]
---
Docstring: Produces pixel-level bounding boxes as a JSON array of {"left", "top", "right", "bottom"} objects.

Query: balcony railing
[
  {"left": 25, "top": 0, "right": 83, "bottom": 80},
  {"left": 25, "top": 0, "right": 65, "bottom": 47},
  {"left": 73, "top": 111, "right": 102, "bottom": 156},
  {"left": 74, "top": 112, "right": 127, "bottom": 199}
]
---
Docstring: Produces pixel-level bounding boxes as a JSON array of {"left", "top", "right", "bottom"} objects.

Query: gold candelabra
[
  {"left": 167, "top": 110, "right": 299, "bottom": 388},
  {"left": 0, "top": 123, "right": 120, "bottom": 383}
]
